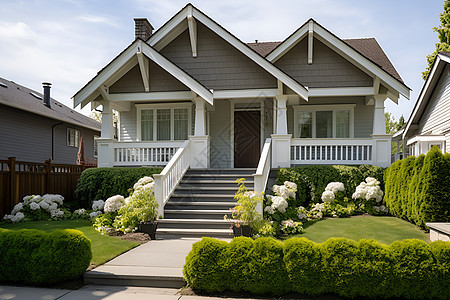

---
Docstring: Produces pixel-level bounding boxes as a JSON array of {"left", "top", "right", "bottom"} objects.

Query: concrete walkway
[
  {"left": 0, "top": 285, "right": 262, "bottom": 300},
  {"left": 85, "top": 237, "right": 208, "bottom": 288}
]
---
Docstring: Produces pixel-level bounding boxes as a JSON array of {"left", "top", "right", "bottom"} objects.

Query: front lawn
[
  {"left": 0, "top": 219, "right": 139, "bottom": 266},
  {"left": 290, "top": 216, "right": 429, "bottom": 244}
]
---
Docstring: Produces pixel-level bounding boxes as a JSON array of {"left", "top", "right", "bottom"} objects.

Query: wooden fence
[{"left": 0, "top": 157, "right": 95, "bottom": 217}]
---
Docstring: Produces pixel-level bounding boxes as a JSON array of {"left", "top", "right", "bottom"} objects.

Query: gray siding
[
  {"left": 209, "top": 100, "right": 232, "bottom": 168},
  {"left": 160, "top": 23, "right": 277, "bottom": 90},
  {"left": 264, "top": 98, "right": 274, "bottom": 139},
  {"left": 119, "top": 104, "right": 137, "bottom": 141},
  {"left": 110, "top": 62, "right": 189, "bottom": 94},
  {"left": 0, "top": 104, "right": 98, "bottom": 164},
  {"left": 287, "top": 97, "right": 373, "bottom": 138},
  {"left": 418, "top": 65, "right": 450, "bottom": 135},
  {"left": 275, "top": 38, "right": 373, "bottom": 88}
]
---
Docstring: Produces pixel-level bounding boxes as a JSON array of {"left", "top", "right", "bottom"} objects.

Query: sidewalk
[{"left": 0, "top": 285, "right": 262, "bottom": 300}]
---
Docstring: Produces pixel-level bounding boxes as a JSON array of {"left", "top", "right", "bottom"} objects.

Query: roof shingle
[{"left": 0, "top": 77, "right": 101, "bottom": 132}]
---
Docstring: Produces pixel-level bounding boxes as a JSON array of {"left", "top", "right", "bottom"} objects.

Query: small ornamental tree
[
  {"left": 409, "top": 154, "right": 425, "bottom": 223},
  {"left": 399, "top": 156, "right": 415, "bottom": 219}
]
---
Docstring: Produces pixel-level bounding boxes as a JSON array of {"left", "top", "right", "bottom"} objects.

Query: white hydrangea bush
[
  {"left": 352, "top": 177, "right": 387, "bottom": 215},
  {"left": 3, "top": 194, "right": 69, "bottom": 223},
  {"left": 321, "top": 182, "right": 345, "bottom": 204},
  {"left": 104, "top": 195, "right": 125, "bottom": 213}
]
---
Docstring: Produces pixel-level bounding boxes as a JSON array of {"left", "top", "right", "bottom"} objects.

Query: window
[
  {"left": 293, "top": 105, "right": 355, "bottom": 139},
  {"left": 67, "top": 128, "right": 80, "bottom": 147},
  {"left": 137, "top": 104, "right": 192, "bottom": 141}
]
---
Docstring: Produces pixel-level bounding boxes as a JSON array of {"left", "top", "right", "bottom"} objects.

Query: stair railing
[
  {"left": 154, "top": 139, "right": 191, "bottom": 218},
  {"left": 253, "top": 138, "right": 272, "bottom": 216}
]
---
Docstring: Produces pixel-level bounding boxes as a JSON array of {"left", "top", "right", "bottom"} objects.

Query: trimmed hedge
[
  {"left": 0, "top": 228, "right": 91, "bottom": 285},
  {"left": 184, "top": 237, "right": 450, "bottom": 299},
  {"left": 385, "top": 147, "right": 450, "bottom": 228},
  {"left": 277, "top": 165, "right": 385, "bottom": 206},
  {"left": 73, "top": 167, "right": 162, "bottom": 209}
]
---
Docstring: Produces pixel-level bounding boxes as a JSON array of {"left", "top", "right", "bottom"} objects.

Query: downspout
[{"left": 51, "top": 122, "right": 63, "bottom": 160}]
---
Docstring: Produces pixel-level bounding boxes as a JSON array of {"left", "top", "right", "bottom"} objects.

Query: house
[
  {"left": 73, "top": 4, "right": 410, "bottom": 221},
  {"left": 0, "top": 77, "right": 101, "bottom": 165},
  {"left": 395, "top": 52, "right": 450, "bottom": 157}
]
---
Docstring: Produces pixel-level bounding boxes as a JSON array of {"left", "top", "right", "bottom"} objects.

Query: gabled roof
[
  {"left": 73, "top": 38, "right": 214, "bottom": 108},
  {"left": 265, "top": 19, "right": 410, "bottom": 99},
  {"left": 148, "top": 3, "right": 308, "bottom": 100},
  {"left": 247, "top": 38, "right": 403, "bottom": 83},
  {"left": 403, "top": 52, "right": 450, "bottom": 139},
  {"left": 0, "top": 77, "right": 100, "bottom": 132}
]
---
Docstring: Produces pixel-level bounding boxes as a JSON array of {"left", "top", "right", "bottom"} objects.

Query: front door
[{"left": 234, "top": 110, "right": 260, "bottom": 168}]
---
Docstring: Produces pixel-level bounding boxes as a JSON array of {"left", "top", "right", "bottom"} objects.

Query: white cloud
[
  {"left": 0, "top": 22, "right": 37, "bottom": 40},
  {"left": 76, "top": 14, "right": 118, "bottom": 27}
]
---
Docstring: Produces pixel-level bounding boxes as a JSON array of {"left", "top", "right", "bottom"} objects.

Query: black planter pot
[
  {"left": 232, "top": 225, "right": 252, "bottom": 237},
  {"left": 138, "top": 221, "right": 158, "bottom": 240}
]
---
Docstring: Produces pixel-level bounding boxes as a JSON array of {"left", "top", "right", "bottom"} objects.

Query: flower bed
[{"left": 183, "top": 237, "right": 450, "bottom": 299}]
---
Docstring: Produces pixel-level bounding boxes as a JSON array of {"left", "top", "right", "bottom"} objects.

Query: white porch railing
[
  {"left": 253, "top": 138, "right": 272, "bottom": 216},
  {"left": 153, "top": 140, "right": 191, "bottom": 217},
  {"left": 291, "top": 138, "right": 373, "bottom": 165},
  {"left": 112, "top": 141, "right": 184, "bottom": 166}
]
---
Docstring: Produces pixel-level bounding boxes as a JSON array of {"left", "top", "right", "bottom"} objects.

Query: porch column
[
  {"left": 272, "top": 95, "right": 291, "bottom": 168},
  {"left": 98, "top": 101, "right": 115, "bottom": 167},
  {"left": 189, "top": 97, "right": 210, "bottom": 169},
  {"left": 371, "top": 95, "right": 392, "bottom": 167}
]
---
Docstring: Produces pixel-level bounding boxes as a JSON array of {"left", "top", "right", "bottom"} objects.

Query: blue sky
[{"left": 0, "top": 0, "right": 445, "bottom": 122}]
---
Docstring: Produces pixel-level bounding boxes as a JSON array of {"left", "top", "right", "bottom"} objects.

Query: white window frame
[
  {"left": 293, "top": 104, "right": 355, "bottom": 138},
  {"left": 67, "top": 128, "right": 80, "bottom": 147},
  {"left": 136, "top": 103, "right": 192, "bottom": 141}
]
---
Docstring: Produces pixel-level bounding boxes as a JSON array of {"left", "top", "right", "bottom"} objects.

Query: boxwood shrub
[
  {"left": 0, "top": 228, "right": 91, "bottom": 285},
  {"left": 73, "top": 167, "right": 162, "bottom": 209},
  {"left": 184, "top": 237, "right": 450, "bottom": 299},
  {"left": 277, "top": 164, "right": 385, "bottom": 206},
  {"left": 385, "top": 147, "right": 450, "bottom": 228}
]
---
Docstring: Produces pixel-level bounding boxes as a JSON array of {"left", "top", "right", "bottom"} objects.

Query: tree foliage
[{"left": 423, "top": 0, "right": 450, "bottom": 80}]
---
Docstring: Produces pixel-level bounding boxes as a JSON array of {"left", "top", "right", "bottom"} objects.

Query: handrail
[
  {"left": 153, "top": 140, "right": 191, "bottom": 217},
  {"left": 253, "top": 138, "right": 272, "bottom": 216}
]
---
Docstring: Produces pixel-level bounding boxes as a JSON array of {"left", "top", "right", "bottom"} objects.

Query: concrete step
[
  {"left": 185, "top": 168, "right": 255, "bottom": 175},
  {"left": 164, "top": 209, "right": 231, "bottom": 220},
  {"left": 174, "top": 186, "right": 239, "bottom": 195},
  {"left": 158, "top": 218, "right": 231, "bottom": 230},
  {"left": 165, "top": 201, "right": 236, "bottom": 210},
  {"left": 179, "top": 179, "right": 254, "bottom": 187},
  {"left": 157, "top": 227, "right": 233, "bottom": 238},
  {"left": 84, "top": 270, "right": 185, "bottom": 288}
]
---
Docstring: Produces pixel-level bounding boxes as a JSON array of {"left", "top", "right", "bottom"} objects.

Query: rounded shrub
[
  {"left": 353, "top": 239, "right": 392, "bottom": 298},
  {"left": 320, "top": 238, "right": 359, "bottom": 296},
  {"left": 73, "top": 167, "right": 162, "bottom": 209},
  {"left": 284, "top": 237, "right": 325, "bottom": 295},
  {"left": 245, "top": 237, "right": 288, "bottom": 295},
  {"left": 389, "top": 239, "right": 438, "bottom": 299},
  {"left": 183, "top": 237, "right": 228, "bottom": 292},
  {"left": 0, "top": 229, "right": 91, "bottom": 285},
  {"left": 222, "top": 237, "right": 254, "bottom": 292},
  {"left": 429, "top": 241, "right": 450, "bottom": 300}
]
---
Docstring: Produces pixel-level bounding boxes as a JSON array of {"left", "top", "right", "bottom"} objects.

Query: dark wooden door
[{"left": 234, "top": 111, "right": 260, "bottom": 168}]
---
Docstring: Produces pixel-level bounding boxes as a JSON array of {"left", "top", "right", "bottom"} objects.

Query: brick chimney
[{"left": 134, "top": 18, "right": 154, "bottom": 41}]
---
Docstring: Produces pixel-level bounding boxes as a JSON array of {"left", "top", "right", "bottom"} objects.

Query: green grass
[
  {"left": 0, "top": 219, "right": 139, "bottom": 266},
  {"left": 290, "top": 216, "right": 429, "bottom": 244}
]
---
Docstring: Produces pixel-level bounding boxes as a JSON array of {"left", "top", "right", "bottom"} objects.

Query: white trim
[
  {"left": 136, "top": 52, "right": 150, "bottom": 92},
  {"left": 148, "top": 4, "right": 308, "bottom": 101},
  {"left": 73, "top": 39, "right": 214, "bottom": 108},
  {"left": 293, "top": 104, "right": 355, "bottom": 139},
  {"left": 230, "top": 99, "right": 264, "bottom": 168},
  {"left": 406, "top": 135, "right": 445, "bottom": 146},
  {"left": 266, "top": 19, "right": 409, "bottom": 99},
  {"left": 213, "top": 89, "right": 278, "bottom": 99},
  {"left": 149, "top": 6, "right": 189, "bottom": 50},
  {"left": 136, "top": 103, "right": 192, "bottom": 142},
  {"left": 308, "top": 20, "right": 314, "bottom": 65},
  {"left": 403, "top": 54, "right": 450, "bottom": 139},
  {"left": 109, "top": 91, "right": 192, "bottom": 102},
  {"left": 309, "top": 87, "right": 374, "bottom": 97},
  {"left": 187, "top": 5, "right": 197, "bottom": 58}
]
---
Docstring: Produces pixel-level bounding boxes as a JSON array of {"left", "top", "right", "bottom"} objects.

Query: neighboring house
[
  {"left": 0, "top": 77, "right": 101, "bottom": 164},
  {"left": 395, "top": 52, "right": 450, "bottom": 158},
  {"left": 73, "top": 4, "right": 409, "bottom": 171}
]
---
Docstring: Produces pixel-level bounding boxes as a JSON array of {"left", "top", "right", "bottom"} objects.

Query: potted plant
[
  {"left": 224, "top": 178, "right": 263, "bottom": 237},
  {"left": 113, "top": 183, "right": 159, "bottom": 239}
]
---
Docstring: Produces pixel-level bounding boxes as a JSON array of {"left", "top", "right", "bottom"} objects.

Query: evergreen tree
[
  {"left": 397, "top": 115, "right": 406, "bottom": 131},
  {"left": 422, "top": 0, "right": 450, "bottom": 80}
]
